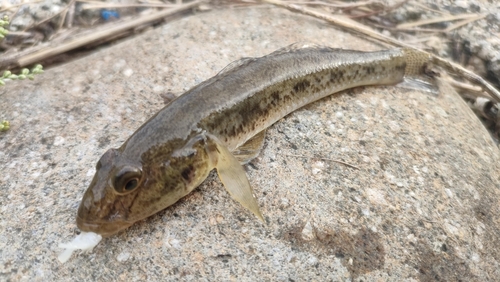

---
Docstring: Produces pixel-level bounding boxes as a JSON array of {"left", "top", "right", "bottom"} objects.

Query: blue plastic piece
[{"left": 101, "top": 10, "right": 120, "bottom": 21}]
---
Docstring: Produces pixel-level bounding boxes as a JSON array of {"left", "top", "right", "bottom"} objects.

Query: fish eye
[
  {"left": 124, "top": 178, "right": 138, "bottom": 191},
  {"left": 113, "top": 166, "right": 142, "bottom": 194}
]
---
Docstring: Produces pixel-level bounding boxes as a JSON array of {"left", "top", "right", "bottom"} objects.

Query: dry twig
[
  {"left": 397, "top": 13, "right": 482, "bottom": 29},
  {"left": 444, "top": 14, "right": 486, "bottom": 32},
  {"left": 349, "top": 0, "right": 409, "bottom": 19},
  {"left": 23, "top": 0, "right": 76, "bottom": 31},
  {"left": 0, "top": 0, "right": 203, "bottom": 69},
  {"left": 409, "top": 2, "right": 450, "bottom": 16},
  {"left": 285, "top": 153, "right": 360, "bottom": 170},
  {"left": 285, "top": 0, "right": 375, "bottom": 9},
  {"left": 58, "top": 0, "right": 77, "bottom": 30},
  {"left": 0, "top": 1, "right": 43, "bottom": 13},
  {"left": 79, "top": 2, "right": 178, "bottom": 10}
]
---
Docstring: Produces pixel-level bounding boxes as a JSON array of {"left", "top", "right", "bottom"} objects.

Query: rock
[{"left": 1, "top": 5, "right": 500, "bottom": 281}]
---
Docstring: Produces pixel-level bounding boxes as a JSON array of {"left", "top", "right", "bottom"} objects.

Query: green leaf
[{"left": 0, "top": 121, "right": 7, "bottom": 131}]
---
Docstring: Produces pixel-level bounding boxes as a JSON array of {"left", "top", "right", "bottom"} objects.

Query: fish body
[{"left": 77, "top": 44, "right": 430, "bottom": 237}]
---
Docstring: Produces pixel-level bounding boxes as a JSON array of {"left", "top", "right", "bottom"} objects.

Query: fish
[{"left": 76, "top": 43, "right": 431, "bottom": 237}]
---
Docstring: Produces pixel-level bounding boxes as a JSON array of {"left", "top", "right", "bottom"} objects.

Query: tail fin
[{"left": 401, "top": 48, "right": 432, "bottom": 77}]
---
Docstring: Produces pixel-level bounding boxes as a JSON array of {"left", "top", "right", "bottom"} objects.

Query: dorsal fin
[
  {"left": 218, "top": 43, "right": 327, "bottom": 76},
  {"left": 217, "top": 57, "right": 257, "bottom": 76},
  {"left": 183, "top": 57, "right": 257, "bottom": 93},
  {"left": 268, "top": 42, "right": 324, "bottom": 56}
]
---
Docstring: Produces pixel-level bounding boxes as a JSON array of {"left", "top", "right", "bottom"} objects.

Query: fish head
[{"left": 76, "top": 136, "right": 213, "bottom": 237}]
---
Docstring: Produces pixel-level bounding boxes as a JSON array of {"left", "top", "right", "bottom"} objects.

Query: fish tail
[{"left": 401, "top": 48, "right": 432, "bottom": 77}]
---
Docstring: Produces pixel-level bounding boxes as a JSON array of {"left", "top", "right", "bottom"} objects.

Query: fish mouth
[{"left": 76, "top": 214, "right": 134, "bottom": 238}]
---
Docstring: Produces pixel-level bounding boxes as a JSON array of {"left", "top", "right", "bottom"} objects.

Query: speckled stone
[{"left": 1, "top": 6, "right": 500, "bottom": 281}]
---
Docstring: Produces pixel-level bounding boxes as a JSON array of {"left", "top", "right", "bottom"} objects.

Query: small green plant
[
  {"left": 0, "top": 15, "right": 8, "bottom": 39},
  {"left": 0, "top": 15, "right": 44, "bottom": 132},
  {"left": 0, "top": 15, "right": 44, "bottom": 86},
  {"left": 0, "top": 64, "right": 44, "bottom": 86},
  {"left": 0, "top": 120, "right": 9, "bottom": 132}
]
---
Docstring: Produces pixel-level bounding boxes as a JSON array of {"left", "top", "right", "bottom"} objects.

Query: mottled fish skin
[{"left": 76, "top": 44, "right": 430, "bottom": 237}]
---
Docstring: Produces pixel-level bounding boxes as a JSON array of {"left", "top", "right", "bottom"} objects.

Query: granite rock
[{"left": 1, "top": 6, "right": 500, "bottom": 281}]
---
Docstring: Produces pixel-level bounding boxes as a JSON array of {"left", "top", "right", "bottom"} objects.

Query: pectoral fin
[
  {"left": 232, "top": 130, "right": 267, "bottom": 164},
  {"left": 204, "top": 133, "right": 264, "bottom": 222}
]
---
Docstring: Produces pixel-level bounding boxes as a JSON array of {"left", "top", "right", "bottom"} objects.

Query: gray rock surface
[{"left": 1, "top": 6, "right": 500, "bottom": 281}]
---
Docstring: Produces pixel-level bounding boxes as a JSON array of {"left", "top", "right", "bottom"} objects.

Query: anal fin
[
  {"left": 204, "top": 133, "right": 264, "bottom": 222},
  {"left": 398, "top": 77, "right": 438, "bottom": 95},
  {"left": 232, "top": 130, "right": 267, "bottom": 164}
]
